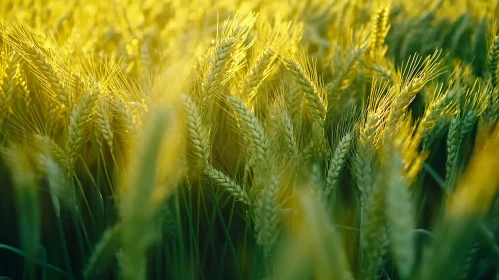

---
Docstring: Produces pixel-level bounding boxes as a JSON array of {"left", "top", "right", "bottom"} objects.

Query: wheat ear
[
  {"left": 354, "top": 113, "right": 378, "bottom": 207},
  {"left": 369, "top": 5, "right": 391, "bottom": 53},
  {"left": 386, "top": 50, "right": 443, "bottom": 131},
  {"left": 205, "top": 164, "right": 250, "bottom": 205},
  {"left": 34, "top": 134, "right": 67, "bottom": 169},
  {"left": 24, "top": 44, "right": 72, "bottom": 109},
  {"left": 420, "top": 86, "right": 457, "bottom": 149},
  {"left": 181, "top": 93, "right": 211, "bottom": 166},
  {"left": 243, "top": 47, "right": 278, "bottom": 100},
  {"left": 487, "top": 36, "right": 499, "bottom": 88},
  {"left": 228, "top": 95, "right": 269, "bottom": 169},
  {"left": 115, "top": 98, "right": 138, "bottom": 141},
  {"left": 445, "top": 116, "right": 461, "bottom": 189},
  {"left": 66, "top": 85, "right": 99, "bottom": 168},
  {"left": 281, "top": 112, "right": 299, "bottom": 159},
  {"left": 324, "top": 132, "right": 353, "bottom": 198},
  {"left": 94, "top": 95, "right": 114, "bottom": 153},
  {"left": 361, "top": 176, "right": 388, "bottom": 280},
  {"left": 201, "top": 13, "right": 256, "bottom": 104},
  {"left": 0, "top": 52, "right": 20, "bottom": 122},
  {"left": 84, "top": 225, "right": 121, "bottom": 279},
  {"left": 283, "top": 56, "right": 327, "bottom": 126},
  {"left": 254, "top": 175, "right": 281, "bottom": 258}
]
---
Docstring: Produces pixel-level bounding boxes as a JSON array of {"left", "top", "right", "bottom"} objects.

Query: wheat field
[{"left": 1, "top": 0, "right": 499, "bottom": 279}]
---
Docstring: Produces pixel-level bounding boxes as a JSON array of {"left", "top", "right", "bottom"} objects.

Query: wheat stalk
[{"left": 385, "top": 151, "right": 415, "bottom": 279}]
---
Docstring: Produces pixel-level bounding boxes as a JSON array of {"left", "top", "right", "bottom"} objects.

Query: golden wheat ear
[
  {"left": 66, "top": 84, "right": 99, "bottom": 169},
  {"left": 369, "top": 2, "right": 391, "bottom": 55},
  {"left": 353, "top": 80, "right": 390, "bottom": 208},
  {"left": 386, "top": 49, "right": 445, "bottom": 132},
  {"left": 282, "top": 51, "right": 327, "bottom": 127},
  {"left": 201, "top": 12, "right": 257, "bottom": 105}
]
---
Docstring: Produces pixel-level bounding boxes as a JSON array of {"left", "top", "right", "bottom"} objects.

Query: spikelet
[
  {"left": 354, "top": 114, "right": 377, "bottom": 206},
  {"left": 267, "top": 94, "right": 299, "bottom": 164},
  {"left": 66, "top": 84, "right": 99, "bottom": 169}
]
